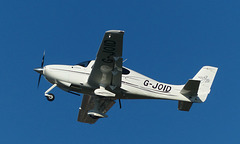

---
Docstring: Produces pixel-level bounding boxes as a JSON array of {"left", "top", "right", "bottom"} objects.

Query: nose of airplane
[{"left": 34, "top": 67, "right": 44, "bottom": 75}]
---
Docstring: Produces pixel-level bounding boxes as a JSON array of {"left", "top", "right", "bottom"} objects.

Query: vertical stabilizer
[{"left": 193, "top": 66, "right": 218, "bottom": 102}]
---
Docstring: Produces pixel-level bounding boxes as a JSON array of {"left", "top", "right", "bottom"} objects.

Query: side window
[
  {"left": 77, "top": 61, "right": 91, "bottom": 67},
  {"left": 122, "top": 67, "right": 130, "bottom": 75}
]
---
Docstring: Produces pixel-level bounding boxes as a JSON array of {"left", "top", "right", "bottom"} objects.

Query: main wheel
[{"left": 46, "top": 93, "right": 55, "bottom": 101}]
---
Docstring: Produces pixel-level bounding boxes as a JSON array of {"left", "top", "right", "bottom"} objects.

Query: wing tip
[{"left": 106, "top": 30, "right": 125, "bottom": 34}]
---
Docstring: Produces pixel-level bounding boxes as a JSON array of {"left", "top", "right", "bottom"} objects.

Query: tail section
[
  {"left": 178, "top": 66, "right": 218, "bottom": 111},
  {"left": 193, "top": 66, "right": 218, "bottom": 102}
]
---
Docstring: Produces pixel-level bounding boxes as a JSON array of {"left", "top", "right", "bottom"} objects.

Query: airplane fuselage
[{"left": 42, "top": 60, "right": 191, "bottom": 102}]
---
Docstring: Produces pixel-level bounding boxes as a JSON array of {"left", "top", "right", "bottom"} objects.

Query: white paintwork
[
  {"left": 193, "top": 66, "right": 218, "bottom": 102},
  {"left": 40, "top": 62, "right": 217, "bottom": 102},
  {"left": 44, "top": 84, "right": 57, "bottom": 97},
  {"left": 94, "top": 86, "right": 116, "bottom": 97},
  {"left": 34, "top": 30, "right": 218, "bottom": 124}
]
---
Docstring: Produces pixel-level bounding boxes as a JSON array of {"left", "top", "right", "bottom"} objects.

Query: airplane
[{"left": 34, "top": 30, "right": 218, "bottom": 124}]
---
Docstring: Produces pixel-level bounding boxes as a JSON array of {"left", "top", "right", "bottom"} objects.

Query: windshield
[{"left": 76, "top": 60, "right": 91, "bottom": 67}]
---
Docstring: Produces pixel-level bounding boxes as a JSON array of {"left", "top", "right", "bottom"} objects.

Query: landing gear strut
[{"left": 45, "top": 84, "right": 57, "bottom": 101}]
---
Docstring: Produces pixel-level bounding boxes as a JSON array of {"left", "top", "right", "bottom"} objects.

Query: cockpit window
[{"left": 76, "top": 60, "right": 91, "bottom": 67}]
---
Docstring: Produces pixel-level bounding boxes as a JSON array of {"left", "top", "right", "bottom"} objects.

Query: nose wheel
[
  {"left": 46, "top": 93, "right": 55, "bottom": 101},
  {"left": 45, "top": 84, "right": 57, "bottom": 102}
]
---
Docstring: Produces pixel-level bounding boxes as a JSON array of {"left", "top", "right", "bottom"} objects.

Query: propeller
[
  {"left": 34, "top": 51, "right": 45, "bottom": 88},
  {"left": 41, "top": 51, "right": 45, "bottom": 68},
  {"left": 119, "top": 99, "right": 122, "bottom": 109}
]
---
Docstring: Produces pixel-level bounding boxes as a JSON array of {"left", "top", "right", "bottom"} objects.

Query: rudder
[{"left": 193, "top": 66, "right": 218, "bottom": 102}]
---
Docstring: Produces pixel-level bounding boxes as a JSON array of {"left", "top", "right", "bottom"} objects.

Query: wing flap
[{"left": 111, "top": 57, "right": 123, "bottom": 90}]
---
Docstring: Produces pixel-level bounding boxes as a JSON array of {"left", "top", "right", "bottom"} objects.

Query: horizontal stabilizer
[
  {"left": 178, "top": 101, "right": 193, "bottom": 111},
  {"left": 180, "top": 79, "right": 200, "bottom": 97}
]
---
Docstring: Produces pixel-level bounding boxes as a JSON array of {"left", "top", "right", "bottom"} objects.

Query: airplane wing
[
  {"left": 77, "top": 94, "right": 115, "bottom": 124},
  {"left": 88, "top": 30, "right": 124, "bottom": 92}
]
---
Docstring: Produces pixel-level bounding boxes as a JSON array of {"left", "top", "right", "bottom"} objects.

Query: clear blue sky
[{"left": 0, "top": 0, "right": 239, "bottom": 143}]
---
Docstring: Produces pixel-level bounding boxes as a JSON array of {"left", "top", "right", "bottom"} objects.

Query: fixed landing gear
[
  {"left": 46, "top": 93, "right": 55, "bottom": 101},
  {"left": 45, "top": 84, "right": 57, "bottom": 101}
]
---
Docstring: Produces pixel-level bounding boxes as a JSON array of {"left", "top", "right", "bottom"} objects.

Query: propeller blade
[
  {"left": 37, "top": 74, "right": 42, "bottom": 88},
  {"left": 41, "top": 51, "right": 45, "bottom": 68},
  {"left": 119, "top": 99, "right": 122, "bottom": 109},
  {"left": 36, "top": 51, "right": 45, "bottom": 88}
]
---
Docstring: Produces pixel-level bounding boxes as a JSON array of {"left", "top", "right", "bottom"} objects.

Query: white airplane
[{"left": 34, "top": 30, "right": 218, "bottom": 124}]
